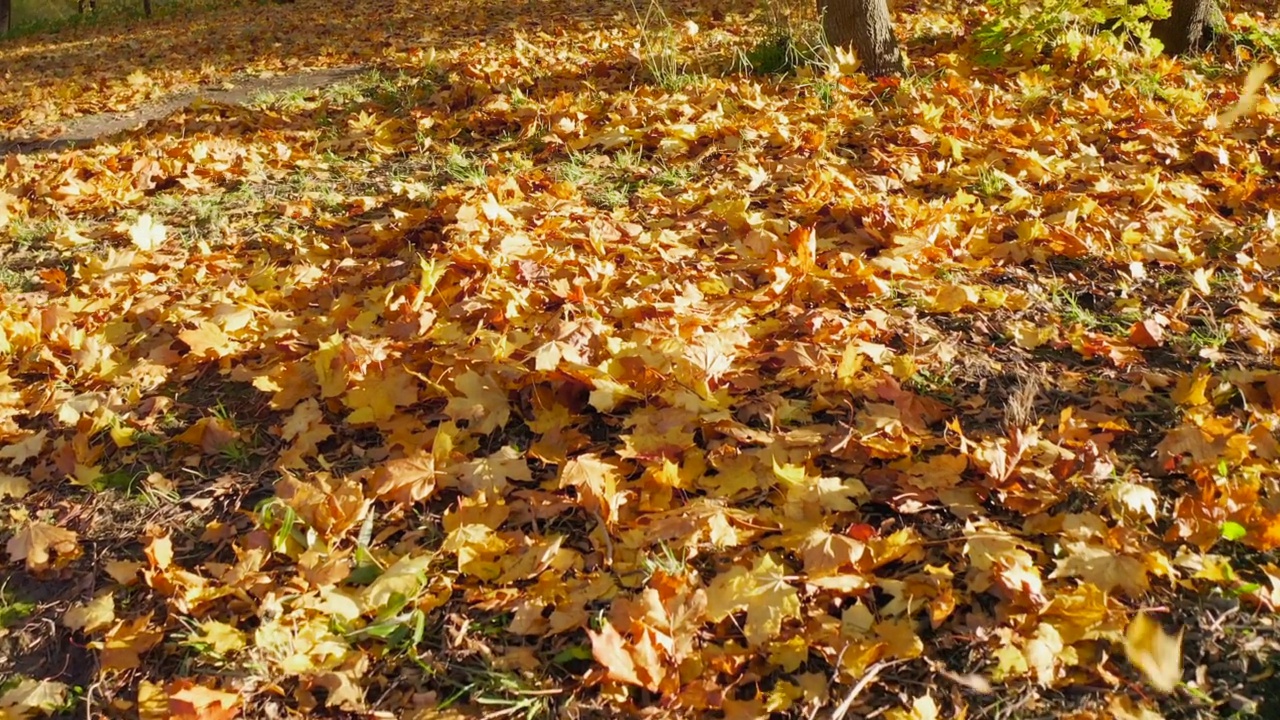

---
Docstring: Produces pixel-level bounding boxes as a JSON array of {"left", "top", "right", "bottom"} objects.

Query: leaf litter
[{"left": 2, "top": 0, "right": 1280, "bottom": 718}]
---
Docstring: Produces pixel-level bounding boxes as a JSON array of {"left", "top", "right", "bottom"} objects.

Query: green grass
[
  {"left": 2, "top": 0, "right": 222, "bottom": 39},
  {"left": 745, "top": 33, "right": 800, "bottom": 75},
  {"left": 1049, "top": 285, "right": 1133, "bottom": 333},
  {"left": 650, "top": 163, "right": 694, "bottom": 188},
  {"left": 0, "top": 265, "right": 36, "bottom": 292},
  {"left": 442, "top": 148, "right": 487, "bottom": 186},
  {"left": 0, "top": 585, "right": 35, "bottom": 629},
  {"left": 971, "top": 167, "right": 1008, "bottom": 198}
]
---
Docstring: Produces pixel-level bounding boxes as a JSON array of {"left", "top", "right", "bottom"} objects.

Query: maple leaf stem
[{"left": 588, "top": 510, "right": 614, "bottom": 568}]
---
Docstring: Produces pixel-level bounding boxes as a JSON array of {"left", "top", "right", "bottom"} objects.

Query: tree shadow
[{"left": 0, "top": 0, "right": 646, "bottom": 140}]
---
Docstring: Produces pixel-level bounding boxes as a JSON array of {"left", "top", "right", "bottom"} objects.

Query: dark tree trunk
[
  {"left": 143, "top": 0, "right": 152, "bottom": 16},
  {"left": 1152, "top": 0, "right": 1221, "bottom": 55},
  {"left": 818, "top": 0, "right": 905, "bottom": 77},
  {"left": 1, "top": 0, "right": 10, "bottom": 35}
]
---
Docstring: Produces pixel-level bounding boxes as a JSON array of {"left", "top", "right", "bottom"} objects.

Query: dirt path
[{"left": 0, "top": 64, "right": 367, "bottom": 155}]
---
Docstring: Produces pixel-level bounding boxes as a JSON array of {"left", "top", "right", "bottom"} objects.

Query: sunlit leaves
[
  {"left": 2, "top": 0, "right": 1280, "bottom": 716},
  {"left": 706, "top": 554, "right": 800, "bottom": 647}
]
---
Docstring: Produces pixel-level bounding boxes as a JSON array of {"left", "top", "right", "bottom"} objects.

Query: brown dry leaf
[
  {"left": 370, "top": 450, "right": 439, "bottom": 505},
  {"left": 0, "top": 431, "right": 47, "bottom": 466},
  {"left": 173, "top": 416, "right": 241, "bottom": 455},
  {"left": 6, "top": 521, "right": 80, "bottom": 571}
]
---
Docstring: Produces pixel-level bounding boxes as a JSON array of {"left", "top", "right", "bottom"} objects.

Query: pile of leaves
[{"left": 3, "top": 0, "right": 1280, "bottom": 717}]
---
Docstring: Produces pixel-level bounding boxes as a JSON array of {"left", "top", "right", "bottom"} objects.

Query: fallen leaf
[
  {"left": 1124, "top": 612, "right": 1183, "bottom": 692},
  {"left": 63, "top": 592, "right": 116, "bottom": 634},
  {"left": 6, "top": 521, "right": 80, "bottom": 571}
]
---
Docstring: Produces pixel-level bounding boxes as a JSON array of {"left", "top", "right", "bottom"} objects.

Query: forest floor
[{"left": 3, "top": 0, "right": 1280, "bottom": 719}]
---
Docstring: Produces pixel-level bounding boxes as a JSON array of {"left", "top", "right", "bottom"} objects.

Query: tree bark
[
  {"left": 1, "top": 0, "right": 10, "bottom": 35},
  {"left": 143, "top": 0, "right": 152, "bottom": 16},
  {"left": 818, "top": 0, "right": 905, "bottom": 77},
  {"left": 1152, "top": 0, "right": 1220, "bottom": 55}
]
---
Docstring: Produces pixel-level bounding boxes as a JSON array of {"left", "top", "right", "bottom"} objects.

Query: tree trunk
[
  {"left": 1, "top": 0, "right": 10, "bottom": 35},
  {"left": 1152, "top": 0, "right": 1221, "bottom": 55},
  {"left": 818, "top": 0, "right": 905, "bottom": 77}
]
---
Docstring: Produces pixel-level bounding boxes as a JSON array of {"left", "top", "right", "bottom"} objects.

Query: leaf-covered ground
[{"left": 3, "top": 0, "right": 1280, "bottom": 718}]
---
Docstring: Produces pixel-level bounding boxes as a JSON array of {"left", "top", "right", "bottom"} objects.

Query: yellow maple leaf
[
  {"left": 444, "top": 370, "right": 510, "bottom": 434},
  {"left": 797, "top": 526, "right": 865, "bottom": 575},
  {"left": 1171, "top": 366, "right": 1213, "bottom": 407},
  {"left": 126, "top": 213, "right": 168, "bottom": 251},
  {"left": 1050, "top": 540, "right": 1149, "bottom": 596},
  {"left": 0, "top": 431, "right": 48, "bottom": 466},
  {"left": 441, "top": 523, "right": 507, "bottom": 579},
  {"left": 885, "top": 694, "right": 939, "bottom": 720},
  {"left": 559, "top": 453, "right": 626, "bottom": 525},
  {"left": 178, "top": 322, "right": 236, "bottom": 358},
  {"left": 454, "top": 445, "right": 531, "bottom": 495},
  {"left": 706, "top": 554, "right": 800, "bottom": 647},
  {"left": 344, "top": 364, "right": 419, "bottom": 425},
  {"left": 165, "top": 679, "right": 241, "bottom": 720},
  {"left": 1125, "top": 612, "right": 1183, "bottom": 692},
  {"left": 195, "top": 620, "right": 247, "bottom": 655},
  {"left": 0, "top": 679, "right": 68, "bottom": 717},
  {"left": 369, "top": 450, "right": 438, "bottom": 505},
  {"left": 0, "top": 473, "right": 29, "bottom": 499},
  {"left": 588, "top": 620, "right": 645, "bottom": 688},
  {"left": 63, "top": 592, "right": 116, "bottom": 634}
]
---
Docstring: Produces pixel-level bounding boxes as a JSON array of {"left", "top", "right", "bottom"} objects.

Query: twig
[{"left": 827, "top": 659, "right": 902, "bottom": 720}]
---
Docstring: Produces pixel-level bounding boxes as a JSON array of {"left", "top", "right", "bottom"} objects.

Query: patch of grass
[
  {"left": 907, "top": 366, "right": 957, "bottom": 402},
  {"left": 8, "top": 220, "right": 55, "bottom": 247},
  {"left": 650, "top": 162, "right": 694, "bottom": 188},
  {"left": 0, "top": 265, "right": 37, "bottom": 293},
  {"left": 971, "top": 167, "right": 1008, "bottom": 198},
  {"left": 639, "top": 541, "right": 692, "bottom": 581},
  {"left": 148, "top": 189, "right": 248, "bottom": 246},
  {"left": 745, "top": 33, "right": 797, "bottom": 75},
  {"left": 612, "top": 146, "right": 643, "bottom": 172},
  {"left": 555, "top": 151, "right": 596, "bottom": 185},
  {"left": 633, "top": 0, "right": 700, "bottom": 91},
  {"left": 442, "top": 148, "right": 487, "bottom": 186},
  {"left": 1226, "top": 16, "right": 1280, "bottom": 58},
  {"left": 3, "top": 0, "right": 223, "bottom": 39},
  {"left": 1181, "top": 318, "right": 1232, "bottom": 354},
  {"left": 805, "top": 78, "right": 838, "bottom": 108},
  {"left": 587, "top": 182, "right": 635, "bottom": 210},
  {"left": 1049, "top": 285, "right": 1131, "bottom": 333},
  {"left": 439, "top": 666, "right": 554, "bottom": 720},
  {"left": 0, "top": 585, "right": 36, "bottom": 629},
  {"left": 249, "top": 86, "right": 313, "bottom": 112}
]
